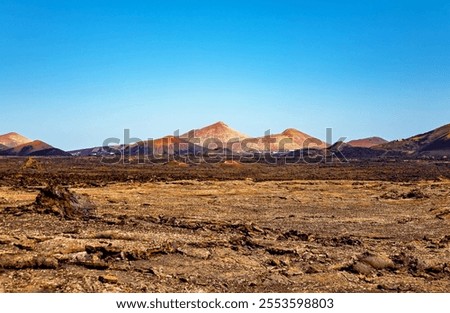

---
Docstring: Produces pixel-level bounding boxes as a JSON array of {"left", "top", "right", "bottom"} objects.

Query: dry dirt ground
[{"left": 0, "top": 157, "right": 449, "bottom": 292}]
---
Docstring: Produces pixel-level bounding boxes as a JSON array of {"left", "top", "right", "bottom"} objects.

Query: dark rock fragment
[{"left": 31, "top": 185, "right": 96, "bottom": 220}]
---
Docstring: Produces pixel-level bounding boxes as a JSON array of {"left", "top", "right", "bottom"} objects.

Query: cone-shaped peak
[
  {"left": 0, "top": 132, "right": 33, "bottom": 148},
  {"left": 281, "top": 128, "right": 304, "bottom": 136}
]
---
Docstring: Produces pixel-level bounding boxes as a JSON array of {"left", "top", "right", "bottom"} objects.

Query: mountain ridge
[
  {"left": 0, "top": 135, "right": 69, "bottom": 156},
  {"left": 3, "top": 122, "right": 450, "bottom": 158},
  {"left": 378, "top": 123, "right": 450, "bottom": 155}
]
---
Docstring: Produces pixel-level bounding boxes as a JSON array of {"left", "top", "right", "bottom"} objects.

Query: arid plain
[{"left": 0, "top": 157, "right": 449, "bottom": 292}]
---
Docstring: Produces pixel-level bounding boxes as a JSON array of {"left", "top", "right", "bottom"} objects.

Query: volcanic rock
[{"left": 30, "top": 185, "right": 96, "bottom": 220}]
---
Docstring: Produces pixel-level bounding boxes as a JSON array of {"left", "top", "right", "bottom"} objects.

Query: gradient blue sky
[{"left": 1, "top": 0, "right": 449, "bottom": 150}]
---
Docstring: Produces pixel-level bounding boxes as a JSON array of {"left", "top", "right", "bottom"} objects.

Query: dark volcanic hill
[
  {"left": 347, "top": 137, "right": 388, "bottom": 148},
  {"left": 326, "top": 141, "right": 386, "bottom": 160},
  {"left": 0, "top": 140, "right": 69, "bottom": 156},
  {"left": 71, "top": 137, "right": 206, "bottom": 157},
  {"left": 124, "top": 136, "right": 205, "bottom": 156},
  {"left": 379, "top": 123, "right": 450, "bottom": 156},
  {"left": 69, "top": 145, "right": 124, "bottom": 157}
]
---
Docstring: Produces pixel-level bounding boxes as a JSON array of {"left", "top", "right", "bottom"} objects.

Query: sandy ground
[{"left": 0, "top": 158, "right": 449, "bottom": 292}]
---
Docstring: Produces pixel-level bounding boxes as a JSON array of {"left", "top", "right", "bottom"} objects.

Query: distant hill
[
  {"left": 70, "top": 136, "right": 205, "bottom": 157},
  {"left": 0, "top": 140, "right": 69, "bottom": 156},
  {"left": 0, "top": 132, "right": 32, "bottom": 148},
  {"left": 326, "top": 141, "right": 386, "bottom": 160},
  {"left": 180, "top": 122, "right": 326, "bottom": 152},
  {"left": 181, "top": 121, "right": 249, "bottom": 152},
  {"left": 325, "top": 124, "right": 450, "bottom": 159},
  {"left": 246, "top": 128, "right": 326, "bottom": 152},
  {"left": 379, "top": 123, "right": 450, "bottom": 156},
  {"left": 124, "top": 136, "right": 205, "bottom": 156},
  {"left": 68, "top": 122, "right": 450, "bottom": 160},
  {"left": 347, "top": 137, "right": 388, "bottom": 148},
  {"left": 69, "top": 122, "right": 327, "bottom": 156},
  {"left": 69, "top": 145, "right": 124, "bottom": 156}
]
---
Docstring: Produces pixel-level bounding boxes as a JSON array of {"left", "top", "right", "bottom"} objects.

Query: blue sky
[{"left": 1, "top": 0, "right": 449, "bottom": 150}]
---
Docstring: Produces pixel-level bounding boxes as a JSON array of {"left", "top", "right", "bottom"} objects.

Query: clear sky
[{"left": 1, "top": 0, "right": 449, "bottom": 150}]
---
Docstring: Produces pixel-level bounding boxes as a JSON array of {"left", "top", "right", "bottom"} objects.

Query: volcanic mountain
[
  {"left": 378, "top": 123, "right": 450, "bottom": 156},
  {"left": 245, "top": 128, "right": 326, "bottom": 152},
  {"left": 0, "top": 132, "right": 32, "bottom": 148},
  {"left": 124, "top": 136, "right": 204, "bottom": 156},
  {"left": 347, "top": 137, "right": 388, "bottom": 148},
  {"left": 180, "top": 122, "right": 326, "bottom": 152},
  {"left": 68, "top": 122, "right": 450, "bottom": 159},
  {"left": 325, "top": 141, "right": 386, "bottom": 159},
  {"left": 0, "top": 140, "right": 69, "bottom": 156},
  {"left": 181, "top": 121, "right": 249, "bottom": 152},
  {"left": 71, "top": 136, "right": 206, "bottom": 157}
]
